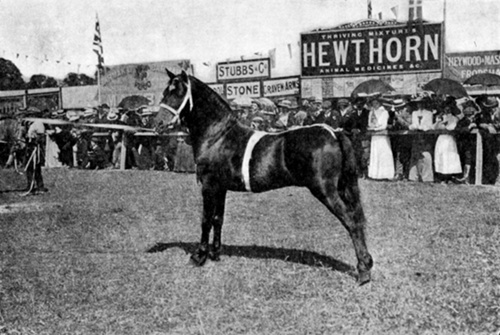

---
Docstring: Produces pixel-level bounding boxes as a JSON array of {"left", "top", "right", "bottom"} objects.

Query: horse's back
[{"left": 250, "top": 125, "right": 343, "bottom": 192}]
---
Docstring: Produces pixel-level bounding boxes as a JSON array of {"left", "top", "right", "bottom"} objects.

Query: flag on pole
[
  {"left": 93, "top": 14, "right": 104, "bottom": 67},
  {"left": 367, "top": 0, "right": 372, "bottom": 19},
  {"left": 408, "top": 0, "right": 423, "bottom": 34},
  {"left": 408, "top": 0, "right": 423, "bottom": 21}
]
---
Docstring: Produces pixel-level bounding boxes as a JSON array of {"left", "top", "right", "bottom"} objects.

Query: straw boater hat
[
  {"left": 278, "top": 99, "right": 292, "bottom": 109},
  {"left": 106, "top": 108, "right": 119, "bottom": 121},
  {"left": 83, "top": 108, "right": 97, "bottom": 118},
  {"left": 381, "top": 98, "right": 406, "bottom": 110},
  {"left": 475, "top": 95, "right": 499, "bottom": 109}
]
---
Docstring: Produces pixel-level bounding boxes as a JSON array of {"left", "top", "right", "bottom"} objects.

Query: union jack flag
[{"left": 93, "top": 14, "right": 104, "bottom": 67}]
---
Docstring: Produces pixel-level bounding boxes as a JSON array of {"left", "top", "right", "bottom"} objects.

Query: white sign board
[
  {"left": 263, "top": 77, "right": 300, "bottom": 97},
  {"left": 225, "top": 81, "right": 261, "bottom": 99},
  {"left": 217, "top": 59, "right": 270, "bottom": 81}
]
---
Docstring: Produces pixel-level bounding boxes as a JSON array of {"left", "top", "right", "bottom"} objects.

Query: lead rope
[{"left": 21, "top": 145, "right": 38, "bottom": 196}]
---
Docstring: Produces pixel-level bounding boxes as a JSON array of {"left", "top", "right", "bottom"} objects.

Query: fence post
[
  {"left": 120, "top": 132, "right": 127, "bottom": 170},
  {"left": 475, "top": 131, "right": 483, "bottom": 185}
]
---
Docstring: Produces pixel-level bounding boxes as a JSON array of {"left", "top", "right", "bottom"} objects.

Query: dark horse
[{"left": 160, "top": 70, "right": 373, "bottom": 284}]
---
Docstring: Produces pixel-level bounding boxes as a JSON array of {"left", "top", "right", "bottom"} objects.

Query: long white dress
[
  {"left": 434, "top": 114, "right": 462, "bottom": 174},
  {"left": 368, "top": 106, "right": 395, "bottom": 179}
]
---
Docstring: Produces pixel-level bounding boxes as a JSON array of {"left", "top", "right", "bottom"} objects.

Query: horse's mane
[{"left": 189, "top": 76, "right": 238, "bottom": 122}]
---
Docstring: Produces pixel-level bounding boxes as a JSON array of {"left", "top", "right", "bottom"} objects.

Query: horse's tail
[{"left": 336, "top": 132, "right": 365, "bottom": 221}]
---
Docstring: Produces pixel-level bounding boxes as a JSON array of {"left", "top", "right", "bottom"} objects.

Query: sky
[{"left": 1, "top": 0, "right": 499, "bottom": 82}]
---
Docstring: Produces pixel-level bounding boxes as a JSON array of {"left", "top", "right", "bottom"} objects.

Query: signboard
[
  {"left": 216, "top": 59, "right": 270, "bottom": 82},
  {"left": 301, "top": 21, "right": 443, "bottom": 77},
  {"left": 225, "top": 81, "right": 261, "bottom": 99},
  {"left": 263, "top": 76, "right": 300, "bottom": 97},
  {"left": 208, "top": 83, "right": 225, "bottom": 97},
  {"left": 444, "top": 50, "right": 500, "bottom": 82},
  {"left": 100, "top": 60, "right": 192, "bottom": 107}
]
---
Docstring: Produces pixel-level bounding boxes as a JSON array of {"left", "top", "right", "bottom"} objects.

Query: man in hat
[
  {"left": 455, "top": 102, "right": 479, "bottom": 184},
  {"left": 272, "top": 99, "right": 296, "bottom": 131},
  {"left": 304, "top": 97, "right": 325, "bottom": 125},
  {"left": 24, "top": 119, "right": 48, "bottom": 194},
  {"left": 327, "top": 98, "right": 351, "bottom": 130},
  {"left": 385, "top": 98, "right": 412, "bottom": 180},
  {"left": 96, "top": 104, "right": 110, "bottom": 124},
  {"left": 473, "top": 95, "right": 499, "bottom": 184},
  {"left": 346, "top": 98, "right": 370, "bottom": 177},
  {"left": 408, "top": 95, "right": 435, "bottom": 183}
]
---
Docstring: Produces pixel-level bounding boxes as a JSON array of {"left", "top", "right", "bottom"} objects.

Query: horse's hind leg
[
  {"left": 191, "top": 183, "right": 227, "bottom": 266},
  {"left": 309, "top": 184, "right": 373, "bottom": 285}
]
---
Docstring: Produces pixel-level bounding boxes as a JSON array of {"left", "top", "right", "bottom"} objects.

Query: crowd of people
[
  {"left": 2, "top": 91, "right": 500, "bottom": 195},
  {"left": 1, "top": 104, "right": 195, "bottom": 194},
  {"left": 231, "top": 93, "right": 500, "bottom": 185}
]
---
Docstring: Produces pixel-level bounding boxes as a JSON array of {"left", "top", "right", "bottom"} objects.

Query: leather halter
[{"left": 159, "top": 79, "right": 193, "bottom": 125}]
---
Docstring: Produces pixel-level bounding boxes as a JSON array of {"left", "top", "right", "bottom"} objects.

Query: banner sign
[
  {"left": 263, "top": 77, "right": 300, "bottom": 97},
  {"left": 301, "top": 22, "right": 443, "bottom": 77},
  {"left": 208, "top": 83, "right": 225, "bottom": 97},
  {"left": 100, "top": 60, "right": 192, "bottom": 107},
  {"left": 216, "top": 59, "right": 270, "bottom": 82},
  {"left": 444, "top": 51, "right": 500, "bottom": 82},
  {"left": 225, "top": 81, "right": 261, "bottom": 99}
]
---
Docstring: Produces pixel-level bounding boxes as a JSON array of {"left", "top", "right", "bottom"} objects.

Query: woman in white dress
[
  {"left": 367, "top": 97, "right": 395, "bottom": 180},
  {"left": 434, "top": 102, "right": 462, "bottom": 182}
]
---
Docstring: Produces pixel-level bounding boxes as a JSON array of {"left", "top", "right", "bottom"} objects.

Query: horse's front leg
[
  {"left": 209, "top": 188, "right": 227, "bottom": 261},
  {"left": 190, "top": 184, "right": 227, "bottom": 266}
]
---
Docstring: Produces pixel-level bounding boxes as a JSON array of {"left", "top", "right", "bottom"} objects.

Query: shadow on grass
[{"left": 147, "top": 241, "right": 356, "bottom": 278}]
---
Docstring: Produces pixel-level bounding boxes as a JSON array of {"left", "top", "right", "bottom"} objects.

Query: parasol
[
  {"left": 351, "top": 79, "right": 395, "bottom": 98},
  {"left": 463, "top": 73, "right": 500, "bottom": 87},
  {"left": 118, "top": 95, "right": 152, "bottom": 111},
  {"left": 253, "top": 97, "right": 277, "bottom": 113},
  {"left": 421, "top": 78, "right": 468, "bottom": 99}
]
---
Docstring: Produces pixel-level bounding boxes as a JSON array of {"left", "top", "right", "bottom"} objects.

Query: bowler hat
[{"left": 337, "top": 98, "right": 350, "bottom": 106}]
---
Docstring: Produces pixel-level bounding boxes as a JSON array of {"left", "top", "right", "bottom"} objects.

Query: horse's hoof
[
  {"left": 208, "top": 251, "right": 220, "bottom": 261},
  {"left": 358, "top": 271, "right": 371, "bottom": 286},
  {"left": 190, "top": 252, "right": 208, "bottom": 266}
]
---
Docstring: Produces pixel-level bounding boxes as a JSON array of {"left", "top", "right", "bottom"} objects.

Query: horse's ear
[
  {"left": 165, "top": 68, "right": 175, "bottom": 80},
  {"left": 180, "top": 70, "right": 189, "bottom": 83}
]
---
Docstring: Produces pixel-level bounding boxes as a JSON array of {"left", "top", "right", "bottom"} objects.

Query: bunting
[
  {"left": 391, "top": 6, "right": 399, "bottom": 19},
  {"left": 268, "top": 48, "right": 276, "bottom": 68}
]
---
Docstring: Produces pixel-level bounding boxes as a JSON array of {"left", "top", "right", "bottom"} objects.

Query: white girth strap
[
  {"left": 242, "top": 131, "right": 267, "bottom": 192},
  {"left": 159, "top": 79, "right": 193, "bottom": 124},
  {"left": 318, "top": 124, "right": 336, "bottom": 139}
]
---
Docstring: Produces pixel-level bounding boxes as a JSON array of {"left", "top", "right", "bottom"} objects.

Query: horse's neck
[{"left": 187, "top": 83, "right": 233, "bottom": 136}]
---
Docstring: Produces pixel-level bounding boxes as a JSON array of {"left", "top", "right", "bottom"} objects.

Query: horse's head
[{"left": 159, "top": 69, "right": 193, "bottom": 129}]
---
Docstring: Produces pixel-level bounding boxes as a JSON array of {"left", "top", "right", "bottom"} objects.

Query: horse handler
[{"left": 23, "top": 119, "right": 48, "bottom": 195}]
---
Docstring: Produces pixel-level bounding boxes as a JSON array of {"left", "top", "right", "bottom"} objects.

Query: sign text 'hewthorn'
[{"left": 301, "top": 23, "right": 443, "bottom": 76}]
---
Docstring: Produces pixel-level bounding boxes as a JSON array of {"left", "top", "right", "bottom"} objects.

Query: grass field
[{"left": 1, "top": 167, "right": 499, "bottom": 334}]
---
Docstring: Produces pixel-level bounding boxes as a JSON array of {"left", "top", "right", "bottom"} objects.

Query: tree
[
  {"left": 26, "top": 74, "right": 59, "bottom": 89},
  {"left": 0, "top": 58, "right": 25, "bottom": 90},
  {"left": 62, "top": 72, "right": 96, "bottom": 86}
]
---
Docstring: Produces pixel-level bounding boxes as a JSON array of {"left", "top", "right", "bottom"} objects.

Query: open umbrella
[
  {"left": 421, "top": 78, "right": 468, "bottom": 98},
  {"left": 351, "top": 79, "right": 395, "bottom": 98},
  {"left": 463, "top": 73, "right": 500, "bottom": 87},
  {"left": 118, "top": 95, "right": 152, "bottom": 111}
]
